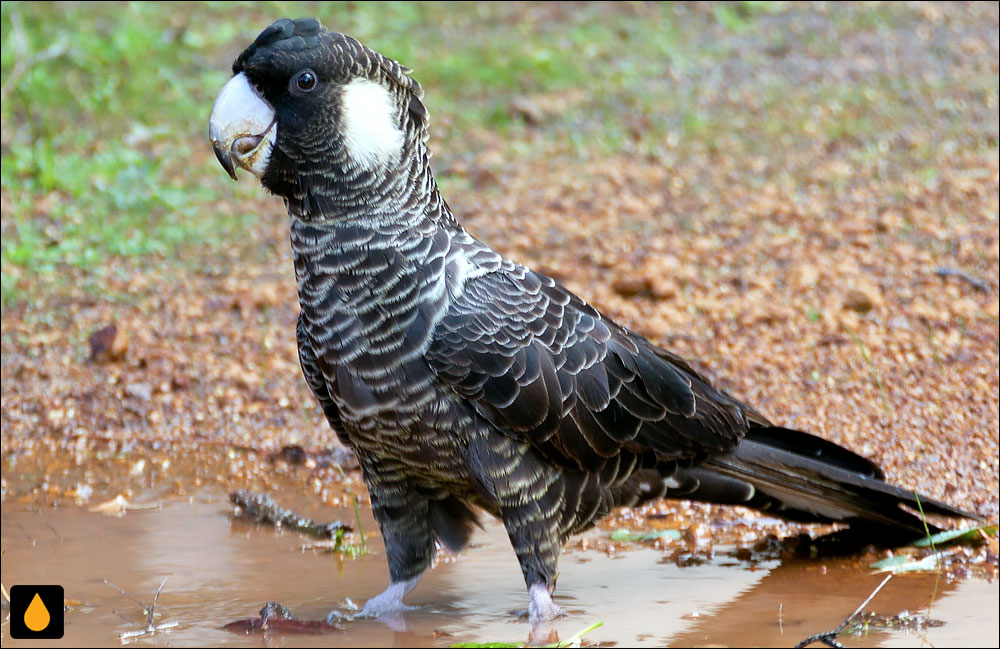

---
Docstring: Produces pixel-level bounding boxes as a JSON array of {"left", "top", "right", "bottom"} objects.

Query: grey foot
[
  {"left": 330, "top": 576, "right": 421, "bottom": 627},
  {"left": 354, "top": 592, "right": 419, "bottom": 619},
  {"left": 325, "top": 608, "right": 352, "bottom": 625},
  {"left": 528, "top": 582, "right": 566, "bottom": 623}
]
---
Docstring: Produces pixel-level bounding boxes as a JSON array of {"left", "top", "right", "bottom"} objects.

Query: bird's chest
[
  {"left": 311, "top": 336, "right": 471, "bottom": 479},
  {"left": 292, "top": 229, "right": 423, "bottom": 356},
  {"left": 292, "top": 246, "right": 444, "bottom": 422},
  {"left": 289, "top": 221, "right": 470, "bottom": 465}
]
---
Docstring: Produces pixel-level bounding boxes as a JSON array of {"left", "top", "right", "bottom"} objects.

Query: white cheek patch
[{"left": 340, "top": 78, "right": 404, "bottom": 169}]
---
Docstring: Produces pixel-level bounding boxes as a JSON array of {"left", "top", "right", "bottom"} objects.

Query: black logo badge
[{"left": 9, "top": 585, "right": 65, "bottom": 639}]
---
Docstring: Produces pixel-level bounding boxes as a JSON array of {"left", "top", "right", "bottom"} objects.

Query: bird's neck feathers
[{"left": 275, "top": 76, "right": 458, "bottom": 238}]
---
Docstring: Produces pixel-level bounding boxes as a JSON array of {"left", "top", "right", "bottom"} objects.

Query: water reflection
[{"left": 1, "top": 490, "right": 995, "bottom": 648}]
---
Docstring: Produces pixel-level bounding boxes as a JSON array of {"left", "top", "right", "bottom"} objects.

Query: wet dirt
[{"left": 2, "top": 472, "right": 996, "bottom": 648}]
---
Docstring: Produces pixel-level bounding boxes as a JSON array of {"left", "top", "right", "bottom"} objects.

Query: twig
[
  {"left": 103, "top": 579, "right": 148, "bottom": 612},
  {"left": 230, "top": 490, "right": 351, "bottom": 539},
  {"left": 111, "top": 608, "right": 141, "bottom": 628},
  {"left": 934, "top": 267, "right": 990, "bottom": 293},
  {"left": 795, "top": 574, "right": 893, "bottom": 648},
  {"left": 104, "top": 577, "right": 179, "bottom": 643},
  {"left": 146, "top": 577, "right": 169, "bottom": 628}
]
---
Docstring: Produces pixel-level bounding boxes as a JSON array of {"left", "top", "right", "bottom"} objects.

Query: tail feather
[{"left": 663, "top": 426, "right": 975, "bottom": 542}]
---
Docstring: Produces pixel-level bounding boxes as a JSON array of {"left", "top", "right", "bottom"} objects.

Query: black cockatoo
[{"left": 209, "top": 18, "right": 972, "bottom": 624}]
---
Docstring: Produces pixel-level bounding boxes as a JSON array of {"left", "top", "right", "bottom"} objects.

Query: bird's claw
[
  {"left": 529, "top": 602, "right": 566, "bottom": 622},
  {"left": 341, "top": 596, "right": 417, "bottom": 632},
  {"left": 527, "top": 582, "right": 565, "bottom": 623},
  {"left": 325, "top": 609, "right": 352, "bottom": 625},
  {"left": 353, "top": 599, "right": 419, "bottom": 620},
  {"left": 327, "top": 588, "right": 419, "bottom": 628}
]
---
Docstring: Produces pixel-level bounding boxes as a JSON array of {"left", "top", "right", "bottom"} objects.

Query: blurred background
[
  {"left": 1, "top": 3, "right": 997, "bottom": 646},
  {"left": 3, "top": 2, "right": 995, "bottom": 310}
]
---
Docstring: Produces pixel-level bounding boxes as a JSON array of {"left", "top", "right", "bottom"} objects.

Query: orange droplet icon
[{"left": 25, "top": 592, "right": 51, "bottom": 632}]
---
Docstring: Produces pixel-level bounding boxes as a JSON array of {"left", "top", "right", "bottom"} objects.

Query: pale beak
[{"left": 209, "top": 72, "right": 277, "bottom": 180}]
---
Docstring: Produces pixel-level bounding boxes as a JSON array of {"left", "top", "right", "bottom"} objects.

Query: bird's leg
[
  {"left": 504, "top": 514, "right": 567, "bottom": 624},
  {"left": 526, "top": 584, "right": 563, "bottom": 646},
  {"left": 464, "top": 435, "right": 567, "bottom": 623},
  {"left": 335, "top": 466, "right": 434, "bottom": 624}
]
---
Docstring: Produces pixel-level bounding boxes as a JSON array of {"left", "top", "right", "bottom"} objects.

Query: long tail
[{"left": 664, "top": 426, "right": 975, "bottom": 543}]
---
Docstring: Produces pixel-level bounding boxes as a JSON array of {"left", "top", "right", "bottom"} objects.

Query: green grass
[{"left": 1, "top": 2, "right": 259, "bottom": 307}]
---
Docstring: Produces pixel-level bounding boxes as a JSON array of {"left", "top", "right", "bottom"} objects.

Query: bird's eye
[{"left": 293, "top": 70, "right": 317, "bottom": 93}]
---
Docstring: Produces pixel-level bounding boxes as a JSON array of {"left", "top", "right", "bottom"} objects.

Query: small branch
[
  {"left": 147, "top": 576, "right": 169, "bottom": 627},
  {"left": 103, "top": 579, "right": 148, "bottom": 612},
  {"left": 230, "top": 489, "right": 351, "bottom": 539},
  {"left": 795, "top": 574, "right": 893, "bottom": 648},
  {"left": 104, "top": 577, "right": 179, "bottom": 643},
  {"left": 934, "top": 267, "right": 990, "bottom": 293}
]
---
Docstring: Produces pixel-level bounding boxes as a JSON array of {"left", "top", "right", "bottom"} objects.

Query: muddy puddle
[{"left": 2, "top": 465, "right": 997, "bottom": 647}]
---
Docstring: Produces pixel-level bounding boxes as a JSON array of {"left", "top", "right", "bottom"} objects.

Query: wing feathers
[{"left": 426, "top": 264, "right": 749, "bottom": 472}]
